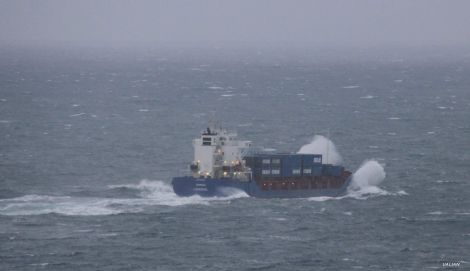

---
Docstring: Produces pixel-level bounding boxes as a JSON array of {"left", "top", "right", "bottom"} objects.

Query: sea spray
[
  {"left": 0, "top": 180, "right": 248, "bottom": 216},
  {"left": 297, "top": 135, "right": 342, "bottom": 165},
  {"left": 348, "top": 160, "right": 388, "bottom": 197}
]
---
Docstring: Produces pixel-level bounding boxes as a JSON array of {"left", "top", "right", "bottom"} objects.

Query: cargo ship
[{"left": 172, "top": 126, "right": 352, "bottom": 198}]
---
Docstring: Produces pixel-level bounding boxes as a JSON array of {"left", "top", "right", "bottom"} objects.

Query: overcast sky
[{"left": 1, "top": 0, "right": 469, "bottom": 48}]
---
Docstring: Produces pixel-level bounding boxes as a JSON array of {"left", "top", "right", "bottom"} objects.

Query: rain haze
[
  {"left": 1, "top": 1, "right": 470, "bottom": 271},
  {"left": 1, "top": 0, "right": 470, "bottom": 49}
]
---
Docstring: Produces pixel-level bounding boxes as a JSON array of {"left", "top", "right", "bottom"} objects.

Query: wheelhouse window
[{"left": 202, "top": 137, "right": 212, "bottom": 146}]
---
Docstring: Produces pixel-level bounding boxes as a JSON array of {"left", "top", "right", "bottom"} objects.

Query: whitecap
[
  {"left": 69, "top": 113, "right": 85, "bottom": 117},
  {"left": 208, "top": 86, "right": 224, "bottom": 90},
  {"left": 428, "top": 211, "right": 444, "bottom": 215},
  {"left": 30, "top": 263, "right": 49, "bottom": 267},
  {"left": 342, "top": 85, "right": 360, "bottom": 89},
  {"left": 271, "top": 217, "right": 287, "bottom": 221},
  {"left": 308, "top": 196, "right": 336, "bottom": 202},
  {"left": 0, "top": 180, "right": 248, "bottom": 216},
  {"left": 237, "top": 123, "right": 252, "bottom": 127}
]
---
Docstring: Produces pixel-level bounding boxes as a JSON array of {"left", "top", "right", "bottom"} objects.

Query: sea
[{"left": 0, "top": 46, "right": 469, "bottom": 270}]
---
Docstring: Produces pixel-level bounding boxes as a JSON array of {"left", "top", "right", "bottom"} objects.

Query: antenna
[
  {"left": 326, "top": 128, "right": 330, "bottom": 164},
  {"left": 207, "top": 111, "right": 222, "bottom": 131}
]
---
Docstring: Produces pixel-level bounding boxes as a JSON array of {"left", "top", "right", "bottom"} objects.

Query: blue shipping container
[
  {"left": 282, "top": 155, "right": 302, "bottom": 177},
  {"left": 312, "top": 165, "right": 323, "bottom": 176}
]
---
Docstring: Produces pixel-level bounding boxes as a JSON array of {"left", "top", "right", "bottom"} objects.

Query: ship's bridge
[{"left": 191, "top": 127, "right": 251, "bottom": 178}]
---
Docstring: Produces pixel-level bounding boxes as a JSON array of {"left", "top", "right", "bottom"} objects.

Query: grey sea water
[{"left": 0, "top": 47, "right": 469, "bottom": 270}]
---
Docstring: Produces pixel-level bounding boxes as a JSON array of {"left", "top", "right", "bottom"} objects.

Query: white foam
[
  {"left": 0, "top": 180, "right": 248, "bottom": 216},
  {"left": 342, "top": 85, "right": 360, "bottom": 89},
  {"left": 428, "top": 211, "right": 443, "bottom": 215},
  {"left": 297, "top": 135, "right": 342, "bottom": 165},
  {"left": 30, "top": 263, "right": 49, "bottom": 267},
  {"left": 271, "top": 217, "right": 287, "bottom": 221},
  {"left": 360, "top": 95, "right": 375, "bottom": 99},
  {"left": 69, "top": 113, "right": 85, "bottom": 117},
  {"left": 237, "top": 123, "right": 252, "bottom": 127},
  {"left": 347, "top": 160, "right": 389, "bottom": 199},
  {"left": 388, "top": 117, "right": 401, "bottom": 120},
  {"left": 308, "top": 196, "right": 336, "bottom": 202},
  {"left": 262, "top": 148, "right": 277, "bottom": 152},
  {"left": 208, "top": 86, "right": 224, "bottom": 90}
]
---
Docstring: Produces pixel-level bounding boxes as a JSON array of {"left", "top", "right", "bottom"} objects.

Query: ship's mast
[{"left": 326, "top": 129, "right": 330, "bottom": 164}]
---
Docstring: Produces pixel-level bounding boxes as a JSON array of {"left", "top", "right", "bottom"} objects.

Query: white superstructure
[{"left": 191, "top": 126, "right": 251, "bottom": 179}]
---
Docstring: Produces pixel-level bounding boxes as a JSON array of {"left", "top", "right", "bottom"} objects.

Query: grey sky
[{"left": 1, "top": 0, "right": 469, "bottom": 48}]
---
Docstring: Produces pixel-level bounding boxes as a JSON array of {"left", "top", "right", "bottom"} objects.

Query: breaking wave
[
  {"left": 0, "top": 180, "right": 248, "bottom": 216},
  {"left": 308, "top": 159, "right": 406, "bottom": 201},
  {"left": 347, "top": 160, "right": 389, "bottom": 199},
  {"left": 297, "top": 135, "right": 342, "bottom": 165}
]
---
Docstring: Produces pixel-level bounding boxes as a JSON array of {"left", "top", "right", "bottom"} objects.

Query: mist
[{"left": 1, "top": 0, "right": 470, "bottom": 49}]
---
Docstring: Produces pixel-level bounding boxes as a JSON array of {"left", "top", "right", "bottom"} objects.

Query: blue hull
[{"left": 172, "top": 176, "right": 352, "bottom": 198}]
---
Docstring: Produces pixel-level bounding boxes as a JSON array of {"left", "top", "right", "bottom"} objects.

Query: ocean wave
[
  {"left": 0, "top": 180, "right": 248, "bottom": 216},
  {"left": 308, "top": 160, "right": 407, "bottom": 201}
]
